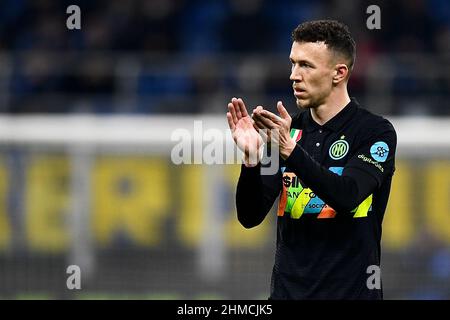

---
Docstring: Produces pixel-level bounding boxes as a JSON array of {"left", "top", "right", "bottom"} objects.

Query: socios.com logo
[
  {"left": 329, "top": 140, "right": 349, "bottom": 160},
  {"left": 370, "top": 141, "right": 389, "bottom": 162}
]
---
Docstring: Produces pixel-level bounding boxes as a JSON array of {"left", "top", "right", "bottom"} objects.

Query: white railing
[{"left": 0, "top": 115, "right": 449, "bottom": 155}]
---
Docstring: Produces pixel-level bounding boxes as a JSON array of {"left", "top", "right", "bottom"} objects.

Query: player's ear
[{"left": 332, "top": 64, "right": 349, "bottom": 84}]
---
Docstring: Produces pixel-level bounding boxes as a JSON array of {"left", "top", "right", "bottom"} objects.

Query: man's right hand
[{"left": 226, "top": 98, "right": 263, "bottom": 167}]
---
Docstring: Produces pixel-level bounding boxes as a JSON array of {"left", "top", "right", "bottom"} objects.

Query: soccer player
[{"left": 226, "top": 20, "right": 397, "bottom": 299}]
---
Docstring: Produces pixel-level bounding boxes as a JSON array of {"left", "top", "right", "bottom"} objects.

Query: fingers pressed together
[{"left": 227, "top": 98, "right": 290, "bottom": 133}]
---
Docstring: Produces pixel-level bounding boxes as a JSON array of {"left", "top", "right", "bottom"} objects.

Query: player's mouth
[{"left": 294, "top": 88, "right": 307, "bottom": 97}]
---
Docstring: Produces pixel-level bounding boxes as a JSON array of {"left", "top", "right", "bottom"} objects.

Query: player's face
[{"left": 289, "top": 41, "right": 335, "bottom": 109}]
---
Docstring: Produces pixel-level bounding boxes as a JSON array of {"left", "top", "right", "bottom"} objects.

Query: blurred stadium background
[{"left": 0, "top": 0, "right": 449, "bottom": 299}]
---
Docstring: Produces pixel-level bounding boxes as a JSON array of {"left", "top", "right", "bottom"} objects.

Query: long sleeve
[
  {"left": 236, "top": 163, "right": 282, "bottom": 228},
  {"left": 284, "top": 121, "right": 396, "bottom": 214}
]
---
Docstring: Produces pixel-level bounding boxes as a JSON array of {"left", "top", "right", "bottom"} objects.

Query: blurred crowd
[{"left": 0, "top": 0, "right": 448, "bottom": 115}]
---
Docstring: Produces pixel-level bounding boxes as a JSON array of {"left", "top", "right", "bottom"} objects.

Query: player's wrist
[
  {"left": 280, "top": 139, "right": 296, "bottom": 160},
  {"left": 242, "top": 146, "right": 264, "bottom": 167}
]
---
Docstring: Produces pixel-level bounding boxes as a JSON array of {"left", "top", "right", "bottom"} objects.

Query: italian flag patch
[{"left": 290, "top": 129, "right": 303, "bottom": 142}]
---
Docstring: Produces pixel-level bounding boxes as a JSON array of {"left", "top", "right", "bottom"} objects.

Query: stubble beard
[{"left": 296, "top": 97, "right": 317, "bottom": 110}]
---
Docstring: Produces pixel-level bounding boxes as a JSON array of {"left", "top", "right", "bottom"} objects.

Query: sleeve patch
[{"left": 370, "top": 141, "right": 389, "bottom": 162}]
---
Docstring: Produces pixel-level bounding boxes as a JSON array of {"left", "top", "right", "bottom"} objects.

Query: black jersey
[{"left": 236, "top": 98, "right": 397, "bottom": 299}]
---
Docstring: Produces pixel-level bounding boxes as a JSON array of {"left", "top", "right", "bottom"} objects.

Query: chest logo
[{"left": 329, "top": 139, "right": 349, "bottom": 160}]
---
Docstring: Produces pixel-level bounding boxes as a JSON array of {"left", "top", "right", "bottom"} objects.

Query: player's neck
[{"left": 310, "top": 89, "right": 351, "bottom": 126}]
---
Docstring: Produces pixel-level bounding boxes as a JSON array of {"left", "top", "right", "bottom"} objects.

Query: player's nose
[{"left": 290, "top": 67, "right": 302, "bottom": 82}]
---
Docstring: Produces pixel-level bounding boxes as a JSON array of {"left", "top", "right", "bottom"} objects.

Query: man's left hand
[{"left": 252, "top": 101, "right": 296, "bottom": 160}]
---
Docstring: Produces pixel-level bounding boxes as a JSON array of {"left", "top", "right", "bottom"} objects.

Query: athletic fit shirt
[{"left": 236, "top": 98, "right": 397, "bottom": 299}]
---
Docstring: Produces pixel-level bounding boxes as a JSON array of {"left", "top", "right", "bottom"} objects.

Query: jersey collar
[{"left": 302, "top": 97, "right": 359, "bottom": 133}]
